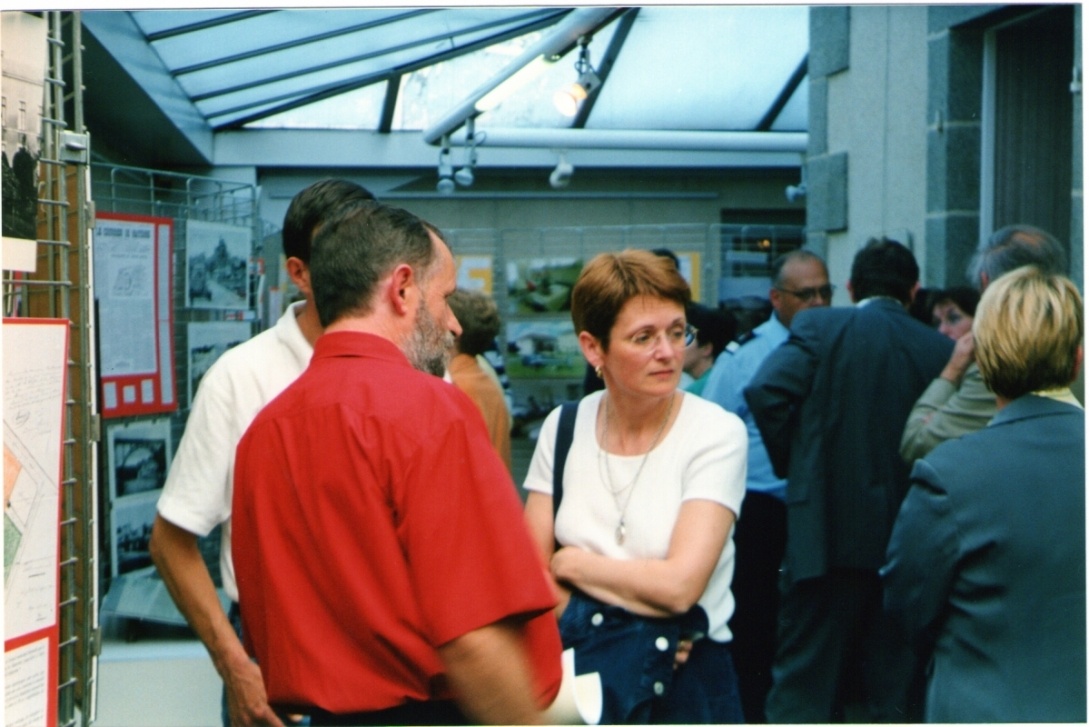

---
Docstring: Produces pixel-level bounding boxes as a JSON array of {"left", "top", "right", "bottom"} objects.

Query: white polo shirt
[{"left": 157, "top": 301, "right": 312, "bottom": 601}]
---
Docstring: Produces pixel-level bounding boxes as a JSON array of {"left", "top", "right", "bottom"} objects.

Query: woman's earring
[{"left": 595, "top": 366, "right": 603, "bottom": 379}]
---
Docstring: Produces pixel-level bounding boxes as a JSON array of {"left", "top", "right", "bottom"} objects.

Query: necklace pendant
[{"left": 615, "top": 521, "right": 626, "bottom": 545}]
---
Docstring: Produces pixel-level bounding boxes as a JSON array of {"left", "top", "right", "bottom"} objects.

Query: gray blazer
[
  {"left": 883, "top": 395, "right": 1086, "bottom": 722},
  {"left": 744, "top": 298, "right": 953, "bottom": 582}
]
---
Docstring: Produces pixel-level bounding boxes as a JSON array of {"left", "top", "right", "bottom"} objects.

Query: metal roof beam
[
  {"left": 190, "top": 8, "right": 567, "bottom": 104},
  {"left": 422, "top": 7, "right": 622, "bottom": 145},
  {"left": 213, "top": 128, "right": 804, "bottom": 169},
  {"left": 214, "top": 9, "right": 572, "bottom": 130},
  {"left": 379, "top": 75, "right": 401, "bottom": 134},
  {"left": 143, "top": 10, "right": 276, "bottom": 42},
  {"left": 756, "top": 55, "right": 808, "bottom": 132},
  {"left": 171, "top": 9, "right": 437, "bottom": 76},
  {"left": 448, "top": 127, "right": 808, "bottom": 153},
  {"left": 572, "top": 7, "right": 640, "bottom": 129}
]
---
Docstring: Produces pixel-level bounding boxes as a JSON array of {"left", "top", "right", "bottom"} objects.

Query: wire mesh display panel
[
  {"left": 88, "top": 164, "right": 262, "bottom": 636},
  {"left": 2, "top": 11, "right": 100, "bottom": 726}
]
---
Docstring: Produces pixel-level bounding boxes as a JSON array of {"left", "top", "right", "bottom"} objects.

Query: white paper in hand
[{"left": 542, "top": 648, "right": 602, "bottom": 725}]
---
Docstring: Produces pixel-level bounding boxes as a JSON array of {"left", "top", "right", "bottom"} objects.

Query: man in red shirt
[{"left": 232, "top": 201, "right": 561, "bottom": 725}]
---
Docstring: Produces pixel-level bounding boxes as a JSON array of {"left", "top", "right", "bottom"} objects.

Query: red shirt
[{"left": 232, "top": 331, "right": 561, "bottom": 713}]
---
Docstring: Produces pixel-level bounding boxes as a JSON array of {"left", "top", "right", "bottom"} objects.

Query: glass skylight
[{"left": 118, "top": 7, "right": 811, "bottom": 135}]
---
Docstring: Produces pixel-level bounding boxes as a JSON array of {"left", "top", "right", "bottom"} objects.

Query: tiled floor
[{"left": 94, "top": 639, "right": 220, "bottom": 727}]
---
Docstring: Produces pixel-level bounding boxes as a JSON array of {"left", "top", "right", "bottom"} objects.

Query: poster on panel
[
  {"left": 504, "top": 319, "right": 583, "bottom": 380},
  {"left": 3, "top": 318, "right": 67, "bottom": 727},
  {"left": 1, "top": 12, "right": 48, "bottom": 273},
  {"left": 676, "top": 251, "right": 702, "bottom": 301},
  {"left": 186, "top": 321, "right": 252, "bottom": 407},
  {"left": 455, "top": 255, "right": 494, "bottom": 294},
  {"left": 506, "top": 257, "right": 583, "bottom": 316},
  {"left": 105, "top": 417, "right": 172, "bottom": 576},
  {"left": 93, "top": 213, "right": 177, "bottom": 418},
  {"left": 186, "top": 219, "right": 253, "bottom": 310}
]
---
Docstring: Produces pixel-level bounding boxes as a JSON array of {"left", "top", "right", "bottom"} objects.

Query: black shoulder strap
[{"left": 552, "top": 401, "right": 579, "bottom": 551}]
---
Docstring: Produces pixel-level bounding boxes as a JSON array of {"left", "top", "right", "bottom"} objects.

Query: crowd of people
[{"left": 151, "top": 178, "right": 1085, "bottom": 725}]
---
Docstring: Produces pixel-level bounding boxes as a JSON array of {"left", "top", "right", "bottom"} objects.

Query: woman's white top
[{"left": 524, "top": 389, "right": 747, "bottom": 642}]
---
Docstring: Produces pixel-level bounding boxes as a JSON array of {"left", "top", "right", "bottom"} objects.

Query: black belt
[{"left": 302, "top": 699, "right": 467, "bottom": 726}]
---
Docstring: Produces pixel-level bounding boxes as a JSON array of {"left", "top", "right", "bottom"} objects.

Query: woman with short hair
[
  {"left": 524, "top": 249, "right": 747, "bottom": 724},
  {"left": 929, "top": 286, "right": 979, "bottom": 341},
  {"left": 884, "top": 265, "right": 1085, "bottom": 722},
  {"left": 446, "top": 288, "right": 511, "bottom": 470}
]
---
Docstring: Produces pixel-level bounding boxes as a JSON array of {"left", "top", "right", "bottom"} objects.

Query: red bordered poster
[
  {"left": 93, "top": 213, "right": 177, "bottom": 418},
  {"left": 4, "top": 317, "right": 69, "bottom": 727}
]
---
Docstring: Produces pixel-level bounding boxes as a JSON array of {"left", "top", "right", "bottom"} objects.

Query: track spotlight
[
  {"left": 437, "top": 137, "right": 454, "bottom": 194},
  {"left": 549, "top": 152, "right": 574, "bottom": 189},
  {"left": 784, "top": 166, "right": 807, "bottom": 202},
  {"left": 454, "top": 166, "right": 474, "bottom": 187},
  {"left": 455, "top": 118, "right": 479, "bottom": 187},
  {"left": 554, "top": 36, "right": 600, "bottom": 118}
]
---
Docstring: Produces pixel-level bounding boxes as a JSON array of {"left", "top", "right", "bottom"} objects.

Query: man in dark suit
[
  {"left": 883, "top": 266, "right": 1085, "bottom": 722},
  {"left": 744, "top": 238, "right": 953, "bottom": 722}
]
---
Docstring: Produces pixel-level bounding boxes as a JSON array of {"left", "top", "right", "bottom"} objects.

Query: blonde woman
[
  {"left": 524, "top": 249, "right": 747, "bottom": 723},
  {"left": 884, "top": 266, "right": 1085, "bottom": 722}
]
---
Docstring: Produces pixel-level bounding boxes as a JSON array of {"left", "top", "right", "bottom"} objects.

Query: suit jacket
[
  {"left": 882, "top": 395, "right": 1086, "bottom": 722},
  {"left": 744, "top": 298, "right": 953, "bottom": 582}
]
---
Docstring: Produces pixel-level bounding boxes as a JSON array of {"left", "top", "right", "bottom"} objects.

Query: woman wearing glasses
[{"left": 524, "top": 249, "right": 747, "bottom": 724}]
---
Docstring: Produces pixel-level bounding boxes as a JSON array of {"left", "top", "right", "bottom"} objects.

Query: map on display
[
  {"left": 4, "top": 320, "right": 66, "bottom": 637},
  {"left": 4, "top": 318, "right": 67, "bottom": 727}
]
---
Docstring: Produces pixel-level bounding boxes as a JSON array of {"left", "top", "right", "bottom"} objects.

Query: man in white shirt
[{"left": 149, "top": 179, "right": 373, "bottom": 727}]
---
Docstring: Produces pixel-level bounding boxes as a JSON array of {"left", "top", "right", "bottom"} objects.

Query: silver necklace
[{"left": 597, "top": 393, "right": 675, "bottom": 545}]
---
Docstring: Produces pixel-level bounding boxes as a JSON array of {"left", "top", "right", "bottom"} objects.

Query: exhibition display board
[{"left": 3, "top": 318, "right": 69, "bottom": 727}]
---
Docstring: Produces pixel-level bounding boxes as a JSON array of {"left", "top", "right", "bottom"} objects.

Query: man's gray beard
[{"left": 405, "top": 298, "right": 453, "bottom": 377}]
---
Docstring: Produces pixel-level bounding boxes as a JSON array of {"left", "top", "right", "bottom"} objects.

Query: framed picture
[
  {"left": 186, "top": 321, "right": 251, "bottom": 407},
  {"left": 93, "top": 213, "right": 177, "bottom": 418},
  {"left": 455, "top": 255, "right": 494, "bottom": 294},
  {"left": 109, "top": 491, "right": 159, "bottom": 577},
  {"left": 504, "top": 319, "right": 584, "bottom": 380},
  {"left": 185, "top": 219, "right": 253, "bottom": 310},
  {"left": 1, "top": 12, "right": 47, "bottom": 262},
  {"left": 106, "top": 418, "right": 171, "bottom": 503},
  {"left": 505, "top": 257, "right": 583, "bottom": 315}
]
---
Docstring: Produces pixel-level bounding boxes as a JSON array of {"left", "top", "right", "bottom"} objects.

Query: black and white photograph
[
  {"left": 185, "top": 219, "right": 253, "bottom": 310},
  {"left": 106, "top": 417, "right": 171, "bottom": 501},
  {"left": 109, "top": 490, "right": 159, "bottom": 577},
  {"left": 187, "top": 321, "right": 251, "bottom": 407},
  {"left": 1, "top": 12, "right": 47, "bottom": 246}
]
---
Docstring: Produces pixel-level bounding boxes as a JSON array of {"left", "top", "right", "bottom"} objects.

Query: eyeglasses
[
  {"left": 623, "top": 324, "right": 698, "bottom": 351},
  {"left": 776, "top": 284, "right": 835, "bottom": 303}
]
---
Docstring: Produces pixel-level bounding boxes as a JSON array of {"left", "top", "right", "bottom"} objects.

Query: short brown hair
[
  {"left": 448, "top": 288, "right": 501, "bottom": 356},
  {"left": 973, "top": 266, "right": 1082, "bottom": 400},
  {"left": 571, "top": 249, "right": 691, "bottom": 350}
]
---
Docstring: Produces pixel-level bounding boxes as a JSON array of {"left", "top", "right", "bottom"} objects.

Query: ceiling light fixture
[
  {"left": 549, "top": 151, "right": 574, "bottom": 189},
  {"left": 437, "top": 136, "right": 455, "bottom": 194},
  {"left": 454, "top": 118, "right": 479, "bottom": 187},
  {"left": 785, "top": 164, "right": 807, "bottom": 202},
  {"left": 554, "top": 36, "right": 600, "bottom": 118}
]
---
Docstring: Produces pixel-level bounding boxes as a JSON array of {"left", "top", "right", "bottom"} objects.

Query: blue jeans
[{"left": 559, "top": 590, "right": 744, "bottom": 724}]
